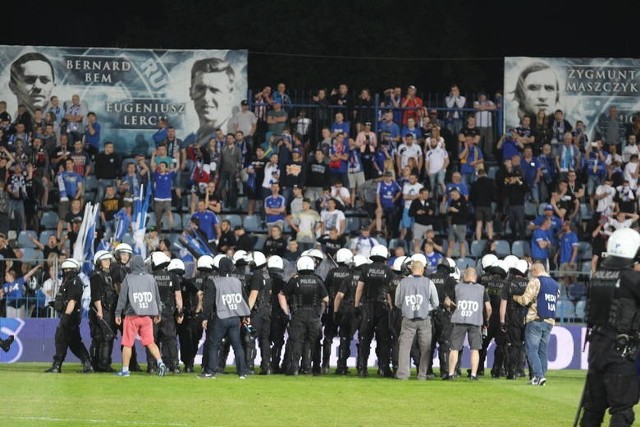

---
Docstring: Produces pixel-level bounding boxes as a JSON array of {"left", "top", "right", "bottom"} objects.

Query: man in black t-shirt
[{"left": 447, "top": 188, "right": 469, "bottom": 258}]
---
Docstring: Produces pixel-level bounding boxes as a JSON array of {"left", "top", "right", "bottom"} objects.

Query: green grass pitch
[{"left": 0, "top": 364, "right": 621, "bottom": 426}]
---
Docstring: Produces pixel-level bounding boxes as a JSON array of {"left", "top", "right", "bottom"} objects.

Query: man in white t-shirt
[
  {"left": 350, "top": 226, "right": 378, "bottom": 258},
  {"left": 425, "top": 138, "right": 449, "bottom": 199},
  {"left": 623, "top": 154, "right": 639, "bottom": 190},
  {"left": 320, "top": 198, "right": 346, "bottom": 236},
  {"left": 606, "top": 211, "right": 639, "bottom": 231},
  {"left": 622, "top": 134, "right": 640, "bottom": 163},
  {"left": 288, "top": 197, "right": 321, "bottom": 251},
  {"left": 594, "top": 176, "right": 617, "bottom": 214},
  {"left": 262, "top": 153, "right": 281, "bottom": 199},
  {"left": 330, "top": 181, "right": 352, "bottom": 209},
  {"left": 395, "top": 133, "right": 423, "bottom": 172},
  {"left": 400, "top": 172, "right": 423, "bottom": 241},
  {"left": 228, "top": 100, "right": 257, "bottom": 148}
]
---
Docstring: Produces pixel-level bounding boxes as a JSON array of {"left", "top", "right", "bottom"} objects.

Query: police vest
[
  {"left": 481, "top": 273, "right": 505, "bottom": 311},
  {"left": 588, "top": 267, "right": 640, "bottom": 335},
  {"left": 214, "top": 276, "right": 251, "bottom": 319},
  {"left": 536, "top": 276, "right": 559, "bottom": 320},
  {"left": 251, "top": 268, "right": 273, "bottom": 310},
  {"left": 290, "top": 274, "right": 324, "bottom": 311},
  {"left": 268, "top": 270, "right": 286, "bottom": 307},
  {"left": 451, "top": 283, "right": 485, "bottom": 326},
  {"left": 341, "top": 270, "right": 362, "bottom": 309},
  {"left": 361, "top": 262, "right": 392, "bottom": 303},
  {"left": 428, "top": 270, "right": 455, "bottom": 307},
  {"left": 586, "top": 268, "right": 619, "bottom": 328},
  {"left": 152, "top": 270, "right": 175, "bottom": 314},
  {"left": 389, "top": 272, "right": 404, "bottom": 301},
  {"left": 326, "top": 266, "right": 350, "bottom": 301}
]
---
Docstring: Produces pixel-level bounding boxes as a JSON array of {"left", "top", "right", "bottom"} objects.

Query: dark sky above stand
[{"left": 5, "top": 0, "right": 639, "bottom": 97}]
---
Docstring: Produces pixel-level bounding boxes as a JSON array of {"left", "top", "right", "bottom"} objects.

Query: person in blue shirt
[
  {"left": 330, "top": 112, "right": 350, "bottom": 138},
  {"left": 496, "top": 128, "right": 523, "bottom": 163},
  {"left": 423, "top": 241, "right": 443, "bottom": 275},
  {"left": 458, "top": 135, "right": 484, "bottom": 186},
  {"left": 531, "top": 218, "right": 553, "bottom": 267},
  {"left": 445, "top": 172, "right": 469, "bottom": 202},
  {"left": 401, "top": 117, "right": 423, "bottom": 142},
  {"left": 83, "top": 112, "right": 101, "bottom": 159},
  {"left": 152, "top": 161, "right": 175, "bottom": 230},
  {"left": 520, "top": 146, "right": 542, "bottom": 204},
  {"left": 378, "top": 110, "right": 401, "bottom": 148},
  {"left": 191, "top": 199, "right": 220, "bottom": 243},
  {"left": 375, "top": 171, "right": 402, "bottom": 238},
  {"left": 264, "top": 182, "right": 286, "bottom": 230},
  {"left": 2, "top": 263, "right": 42, "bottom": 318},
  {"left": 585, "top": 140, "right": 610, "bottom": 204},
  {"left": 556, "top": 221, "right": 579, "bottom": 284},
  {"left": 528, "top": 204, "right": 563, "bottom": 247},
  {"left": 56, "top": 158, "right": 84, "bottom": 240}
]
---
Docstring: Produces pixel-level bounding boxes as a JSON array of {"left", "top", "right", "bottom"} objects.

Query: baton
[
  {"left": 90, "top": 306, "right": 116, "bottom": 337},
  {"left": 573, "top": 374, "right": 587, "bottom": 427}
]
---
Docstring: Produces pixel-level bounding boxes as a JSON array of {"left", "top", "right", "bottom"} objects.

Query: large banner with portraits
[
  {"left": 0, "top": 45, "right": 248, "bottom": 155},
  {"left": 504, "top": 57, "right": 639, "bottom": 139}
]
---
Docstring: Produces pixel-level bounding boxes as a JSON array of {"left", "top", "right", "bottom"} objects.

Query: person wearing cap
[
  {"left": 89, "top": 251, "right": 117, "bottom": 372},
  {"left": 229, "top": 100, "right": 257, "bottom": 151},
  {"left": 401, "top": 85, "right": 423, "bottom": 126},
  {"left": 395, "top": 259, "right": 439, "bottom": 380},
  {"left": 375, "top": 171, "right": 402, "bottom": 239}
]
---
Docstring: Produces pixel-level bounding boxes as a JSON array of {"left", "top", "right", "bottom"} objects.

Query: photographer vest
[{"left": 451, "top": 283, "right": 484, "bottom": 326}]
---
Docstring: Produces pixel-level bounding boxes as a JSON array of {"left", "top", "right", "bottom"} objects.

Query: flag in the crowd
[
  {"left": 315, "top": 255, "right": 337, "bottom": 281},
  {"left": 283, "top": 259, "right": 297, "bottom": 282},
  {"left": 113, "top": 208, "right": 130, "bottom": 243},
  {"left": 131, "top": 184, "right": 152, "bottom": 258},
  {"left": 72, "top": 202, "right": 100, "bottom": 277}
]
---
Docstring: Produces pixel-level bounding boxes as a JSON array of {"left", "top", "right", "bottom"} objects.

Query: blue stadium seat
[
  {"left": 577, "top": 241, "right": 592, "bottom": 261},
  {"left": 456, "top": 257, "right": 475, "bottom": 271},
  {"left": 524, "top": 202, "right": 538, "bottom": 218},
  {"left": 39, "top": 230, "right": 56, "bottom": 246},
  {"left": 18, "top": 230, "right": 38, "bottom": 249},
  {"left": 121, "top": 233, "right": 134, "bottom": 246},
  {"left": 243, "top": 215, "right": 265, "bottom": 233},
  {"left": 374, "top": 237, "right": 387, "bottom": 247},
  {"left": 556, "top": 298, "right": 575, "bottom": 323},
  {"left": 41, "top": 211, "right": 60, "bottom": 230},
  {"left": 182, "top": 213, "right": 192, "bottom": 229},
  {"left": 171, "top": 213, "right": 182, "bottom": 230},
  {"left": 487, "top": 166, "right": 499, "bottom": 180},
  {"left": 346, "top": 217, "right": 361, "bottom": 236},
  {"left": 494, "top": 240, "right": 511, "bottom": 258},
  {"left": 575, "top": 300, "right": 586, "bottom": 322},
  {"left": 388, "top": 238, "right": 408, "bottom": 253},
  {"left": 19, "top": 247, "right": 41, "bottom": 263},
  {"left": 84, "top": 175, "right": 98, "bottom": 192},
  {"left": 511, "top": 240, "right": 531, "bottom": 258},
  {"left": 470, "top": 240, "right": 487, "bottom": 258},
  {"left": 253, "top": 235, "right": 267, "bottom": 250},
  {"left": 579, "top": 203, "right": 593, "bottom": 221}
]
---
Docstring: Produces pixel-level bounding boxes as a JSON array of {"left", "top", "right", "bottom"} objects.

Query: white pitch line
[{"left": 7, "top": 416, "right": 188, "bottom": 426}]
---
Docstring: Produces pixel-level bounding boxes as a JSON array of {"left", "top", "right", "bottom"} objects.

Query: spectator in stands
[
  {"left": 529, "top": 203, "right": 563, "bottom": 249},
  {"left": 264, "top": 182, "right": 286, "bottom": 231},
  {"left": 549, "top": 109, "right": 572, "bottom": 157},
  {"left": 69, "top": 139, "right": 92, "bottom": 177},
  {"left": 346, "top": 138, "right": 365, "bottom": 206},
  {"left": 120, "top": 156, "right": 149, "bottom": 203},
  {"left": 375, "top": 171, "right": 402, "bottom": 238},
  {"left": 353, "top": 88, "right": 375, "bottom": 134},
  {"left": 425, "top": 132, "right": 449, "bottom": 201},
  {"left": 152, "top": 117, "right": 169, "bottom": 147},
  {"left": 557, "top": 221, "right": 579, "bottom": 282},
  {"left": 152, "top": 161, "right": 175, "bottom": 231},
  {"left": 288, "top": 197, "right": 320, "bottom": 252},
  {"left": 593, "top": 170, "right": 616, "bottom": 218},
  {"left": 624, "top": 154, "right": 639, "bottom": 192},
  {"left": 63, "top": 94, "right": 87, "bottom": 142},
  {"left": 94, "top": 141, "right": 121, "bottom": 203},
  {"left": 1, "top": 263, "right": 42, "bottom": 318},
  {"left": 594, "top": 105, "right": 627, "bottom": 150},
  {"left": 8, "top": 123, "right": 30, "bottom": 149},
  {"left": 504, "top": 166, "right": 528, "bottom": 241},
  {"left": 100, "top": 185, "right": 121, "bottom": 239},
  {"left": 0, "top": 182, "right": 10, "bottom": 236},
  {"left": 606, "top": 210, "right": 639, "bottom": 232},
  {"left": 409, "top": 188, "right": 436, "bottom": 254},
  {"left": 401, "top": 85, "right": 423, "bottom": 126},
  {"left": 354, "top": 122, "right": 378, "bottom": 180},
  {"left": 330, "top": 83, "right": 350, "bottom": 115},
  {"left": 531, "top": 217, "right": 552, "bottom": 267},
  {"left": 30, "top": 234, "right": 64, "bottom": 260},
  {"left": 7, "top": 162, "right": 30, "bottom": 232},
  {"left": 378, "top": 110, "right": 401, "bottom": 148},
  {"left": 281, "top": 148, "right": 305, "bottom": 206},
  {"left": 320, "top": 198, "right": 346, "bottom": 237},
  {"left": 283, "top": 239, "right": 302, "bottom": 262},
  {"left": 515, "top": 115, "right": 536, "bottom": 153},
  {"left": 400, "top": 172, "right": 422, "bottom": 242},
  {"left": 383, "top": 86, "right": 402, "bottom": 124},
  {"left": 264, "top": 224, "right": 287, "bottom": 258},
  {"left": 496, "top": 128, "right": 523, "bottom": 164},
  {"left": 622, "top": 134, "right": 639, "bottom": 164},
  {"left": 616, "top": 180, "right": 636, "bottom": 214},
  {"left": 520, "top": 146, "right": 541, "bottom": 204},
  {"left": 537, "top": 143, "right": 557, "bottom": 203},
  {"left": 288, "top": 185, "right": 305, "bottom": 216},
  {"left": 83, "top": 112, "right": 101, "bottom": 159},
  {"left": 51, "top": 133, "right": 71, "bottom": 172},
  {"left": 192, "top": 199, "right": 220, "bottom": 245},
  {"left": 187, "top": 58, "right": 234, "bottom": 147},
  {"left": 29, "top": 136, "right": 51, "bottom": 209},
  {"left": 217, "top": 133, "right": 242, "bottom": 210},
  {"left": 350, "top": 225, "right": 377, "bottom": 258},
  {"left": 423, "top": 240, "right": 443, "bottom": 275},
  {"left": 230, "top": 100, "right": 257, "bottom": 151},
  {"left": 56, "top": 158, "right": 84, "bottom": 239},
  {"left": 216, "top": 219, "right": 236, "bottom": 254},
  {"left": 330, "top": 112, "right": 350, "bottom": 139},
  {"left": 65, "top": 198, "right": 84, "bottom": 231},
  {"left": 470, "top": 168, "right": 496, "bottom": 241},
  {"left": 445, "top": 84, "right": 466, "bottom": 136},
  {"left": 446, "top": 187, "right": 468, "bottom": 258},
  {"left": 262, "top": 153, "right": 281, "bottom": 200},
  {"left": 396, "top": 133, "right": 423, "bottom": 173},
  {"left": 330, "top": 180, "right": 351, "bottom": 210},
  {"left": 474, "top": 92, "right": 496, "bottom": 160},
  {"left": 272, "top": 82, "right": 291, "bottom": 108},
  {"left": 458, "top": 132, "right": 484, "bottom": 186},
  {"left": 373, "top": 141, "right": 393, "bottom": 179},
  {"left": 551, "top": 180, "right": 579, "bottom": 223},
  {"left": 319, "top": 226, "right": 347, "bottom": 258},
  {"left": 328, "top": 132, "right": 350, "bottom": 187},
  {"left": 266, "top": 101, "right": 288, "bottom": 139},
  {"left": 306, "top": 149, "right": 329, "bottom": 204},
  {"left": 233, "top": 225, "right": 253, "bottom": 252}
]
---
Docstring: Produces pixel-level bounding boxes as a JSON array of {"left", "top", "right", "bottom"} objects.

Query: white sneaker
[
  {"left": 239, "top": 375, "right": 246, "bottom": 380},
  {"left": 529, "top": 377, "right": 539, "bottom": 385},
  {"left": 538, "top": 377, "right": 546, "bottom": 386}
]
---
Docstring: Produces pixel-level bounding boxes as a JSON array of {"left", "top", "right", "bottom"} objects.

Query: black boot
[
  {"left": 0, "top": 335, "right": 14, "bottom": 352},
  {"left": 100, "top": 343, "right": 115, "bottom": 372},
  {"left": 45, "top": 361, "right": 61, "bottom": 373},
  {"left": 82, "top": 359, "right": 94, "bottom": 373}
]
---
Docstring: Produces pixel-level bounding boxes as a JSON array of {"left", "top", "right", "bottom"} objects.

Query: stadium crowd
[{"left": 0, "top": 80, "right": 637, "bottom": 380}]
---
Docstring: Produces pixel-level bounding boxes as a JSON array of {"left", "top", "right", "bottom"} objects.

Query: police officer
[
  {"left": 478, "top": 254, "right": 508, "bottom": 378},
  {"left": 147, "top": 251, "right": 183, "bottom": 374},
  {"left": 278, "top": 255, "right": 329, "bottom": 376},
  {"left": 389, "top": 255, "right": 409, "bottom": 374},
  {"left": 111, "top": 243, "right": 141, "bottom": 371},
  {"left": 45, "top": 258, "right": 93, "bottom": 373},
  {"left": 168, "top": 258, "right": 188, "bottom": 370},
  {"left": 354, "top": 245, "right": 394, "bottom": 377},
  {"left": 89, "top": 250, "right": 117, "bottom": 372},
  {"left": 499, "top": 257, "right": 529, "bottom": 380},
  {"left": 321, "top": 248, "right": 352, "bottom": 374},
  {"left": 267, "top": 255, "right": 288, "bottom": 373},
  {"left": 194, "top": 255, "right": 215, "bottom": 372},
  {"left": 426, "top": 257, "right": 457, "bottom": 378},
  {"left": 579, "top": 229, "right": 640, "bottom": 426},
  {"left": 334, "top": 255, "right": 368, "bottom": 375},
  {"left": 246, "top": 251, "right": 273, "bottom": 375}
]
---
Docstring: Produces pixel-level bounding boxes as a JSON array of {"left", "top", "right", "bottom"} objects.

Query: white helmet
[
  {"left": 61, "top": 258, "right": 81, "bottom": 271},
  {"left": 212, "top": 254, "right": 226, "bottom": 270},
  {"left": 370, "top": 245, "right": 389, "bottom": 261},
  {"left": 197, "top": 255, "right": 214, "bottom": 271},
  {"left": 233, "top": 250, "right": 250, "bottom": 266},
  {"left": 410, "top": 253, "right": 427, "bottom": 268},
  {"left": 503, "top": 255, "right": 519, "bottom": 271},
  {"left": 296, "top": 256, "right": 315, "bottom": 272},
  {"left": 114, "top": 243, "right": 133, "bottom": 254},
  {"left": 392, "top": 256, "right": 409, "bottom": 273},
  {"left": 150, "top": 251, "right": 171, "bottom": 269},
  {"left": 452, "top": 267, "right": 461, "bottom": 281},
  {"left": 607, "top": 228, "right": 640, "bottom": 259},
  {"left": 439, "top": 257, "right": 456, "bottom": 274},
  {"left": 481, "top": 254, "right": 498, "bottom": 270},
  {"left": 308, "top": 249, "right": 325, "bottom": 262},
  {"left": 93, "top": 250, "right": 114, "bottom": 265},
  {"left": 336, "top": 248, "right": 354, "bottom": 265},
  {"left": 514, "top": 259, "right": 529, "bottom": 276},
  {"left": 267, "top": 255, "right": 284, "bottom": 271},
  {"left": 494, "top": 260, "right": 509, "bottom": 275},
  {"left": 251, "top": 251, "right": 267, "bottom": 268},
  {"left": 353, "top": 255, "right": 369, "bottom": 268},
  {"left": 168, "top": 259, "right": 186, "bottom": 274}
]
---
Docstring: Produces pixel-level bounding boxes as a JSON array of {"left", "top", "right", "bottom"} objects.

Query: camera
[{"left": 244, "top": 323, "right": 258, "bottom": 339}]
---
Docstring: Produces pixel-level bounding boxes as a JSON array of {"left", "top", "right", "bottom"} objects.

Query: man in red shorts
[{"left": 114, "top": 255, "right": 167, "bottom": 377}]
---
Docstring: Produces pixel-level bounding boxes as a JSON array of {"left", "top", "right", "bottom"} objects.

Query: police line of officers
[{"left": 42, "top": 241, "right": 544, "bottom": 381}]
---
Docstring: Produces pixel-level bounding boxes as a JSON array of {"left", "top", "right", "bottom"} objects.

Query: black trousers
[
  {"left": 322, "top": 305, "right": 338, "bottom": 368},
  {"left": 147, "top": 312, "right": 178, "bottom": 369},
  {"left": 581, "top": 331, "right": 639, "bottom": 427},
  {"left": 270, "top": 309, "right": 288, "bottom": 370},
  {"left": 337, "top": 307, "right": 360, "bottom": 370},
  {"left": 178, "top": 316, "right": 203, "bottom": 368},
  {"left": 504, "top": 320, "right": 525, "bottom": 377},
  {"left": 390, "top": 307, "right": 403, "bottom": 369},
  {"left": 53, "top": 313, "right": 90, "bottom": 365},
  {"left": 287, "top": 308, "right": 321, "bottom": 374},
  {"left": 427, "top": 309, "right": 452, "bottom": 376},
  {"left": 251, "top": 306, "right": 272, "bottom": 371},
  {"left": 89, "top": 308, "right": 116, "bottom": 370},
  {"left": 358, "top": 301, "right": 391, "bottom": 373},
  {"left": 479, "top": 317, "right": 503, "bottom": 375}
]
